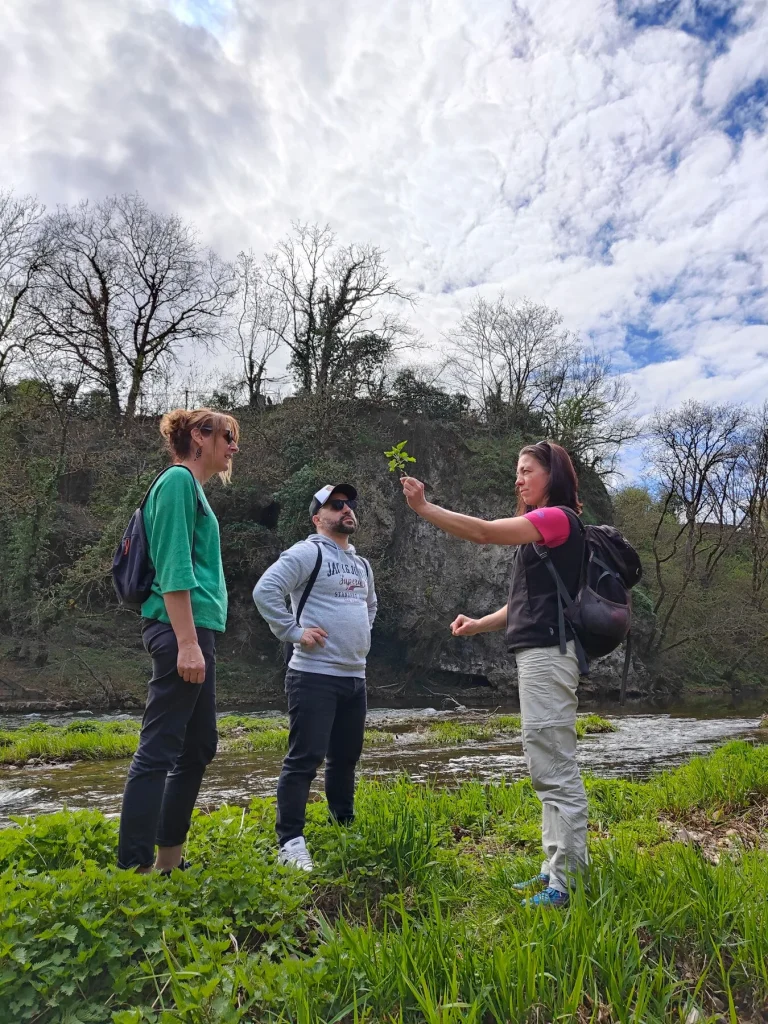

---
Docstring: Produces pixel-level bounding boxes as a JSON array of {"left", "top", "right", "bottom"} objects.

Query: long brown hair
[{"left": 515, "top": 440, "right": 582, "bottom": 515}]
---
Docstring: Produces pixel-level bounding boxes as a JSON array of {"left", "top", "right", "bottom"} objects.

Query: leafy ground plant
[{"left": 0, "top": 741, "right": 766, "bottom": 1022}]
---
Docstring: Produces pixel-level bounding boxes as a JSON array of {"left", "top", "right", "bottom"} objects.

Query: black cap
[{"left": 309, "top": 482, "right": 357, "bottom": 518}]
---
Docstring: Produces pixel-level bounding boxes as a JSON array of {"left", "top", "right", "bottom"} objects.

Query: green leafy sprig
[{"left": 384, "top": 440, "right": 416, "bottom": 476}]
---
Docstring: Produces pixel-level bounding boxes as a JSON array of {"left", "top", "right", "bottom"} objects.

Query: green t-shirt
[{"left": 140, "top": 466, "right": 228, "bottom": 633}]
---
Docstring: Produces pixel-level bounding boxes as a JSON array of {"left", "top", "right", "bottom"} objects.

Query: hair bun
[{"left": 159, "top": 409, "right": 190, "bottom": 441}]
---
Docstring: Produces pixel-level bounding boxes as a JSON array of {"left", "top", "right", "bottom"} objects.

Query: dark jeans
[
  {"left": 117, "top": 620, "right": 218, "bottom": 869},
  {"left": 276, "top": 670, "right": 367, "bottom": 846}
]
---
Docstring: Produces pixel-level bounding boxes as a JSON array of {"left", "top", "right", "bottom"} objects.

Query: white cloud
[{"left": 1, "top": 0, "right": 767, "bottom": 475}]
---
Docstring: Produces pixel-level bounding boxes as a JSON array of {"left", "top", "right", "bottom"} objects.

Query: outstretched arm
[
  {"left": 451, "top": 603, "right": 508, "bottom": 636},
  {"left": 401, "top": 477, "right": 543, "bottom": 547}
]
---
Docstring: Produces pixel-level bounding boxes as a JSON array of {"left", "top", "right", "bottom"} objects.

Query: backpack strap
[
  {"left": 534, "top": 546, "right": 590, "bottom": 676},
  {"left": 620, "top": 632, "right": 632, "bottom": 706},
  {"left": 295, "top": 545, "right": 323, "bottom": 628},
  {"left": 140, "top": 465, "right": 208, "bottom": 516},
  {"left": 140, "top": 465, "right": 207, "bottom": 570}
]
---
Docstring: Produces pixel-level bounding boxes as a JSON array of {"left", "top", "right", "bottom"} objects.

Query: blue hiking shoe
[
  {"left": 522, "top": 886, "right": 570, "bottom": 909},
  {"left": 512, "top": 872, "right": 550, "bottom": 892}
]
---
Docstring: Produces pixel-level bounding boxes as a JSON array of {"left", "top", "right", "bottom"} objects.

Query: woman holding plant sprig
[{"left": 402, "top": 440, "right": 587, "bottom": 909}]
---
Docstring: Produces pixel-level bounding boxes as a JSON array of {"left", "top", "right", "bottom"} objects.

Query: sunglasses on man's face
[
  {"left": 201, "top": 425, "right": 237, "bottom": 446},
  {"left": 326, "top": 498, "right": 357, "bottom": 512}
]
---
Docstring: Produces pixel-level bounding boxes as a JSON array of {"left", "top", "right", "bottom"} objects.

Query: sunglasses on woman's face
[
  {"left": 327, "top": 498, "right": 357, "bottom": 511},
  {"left": 201, "top": 425, "right": 237, "bottom": 446}
]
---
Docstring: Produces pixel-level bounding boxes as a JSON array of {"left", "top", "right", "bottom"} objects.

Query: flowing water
[{"left": 0, "top": 702, "right": 763, "bottom": 824}]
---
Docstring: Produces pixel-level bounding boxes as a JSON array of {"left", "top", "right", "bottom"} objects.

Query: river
[{"left": 0, "top": 699, "right": 763, "bottom": 824}]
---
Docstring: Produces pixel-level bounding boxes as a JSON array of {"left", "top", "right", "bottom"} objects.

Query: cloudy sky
[{"left": 2, "top": 0, "right": 767, "bottom": 435}]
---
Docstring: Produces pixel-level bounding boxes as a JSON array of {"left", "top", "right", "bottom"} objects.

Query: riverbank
[
  {"left": 0, "top": 713, "right": 616, "bottom": 767},
  {"left": 1, "top": 741, "right": 767, "bottom": 1023}
]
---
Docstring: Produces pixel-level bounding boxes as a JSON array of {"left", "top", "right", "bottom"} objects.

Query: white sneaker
[{"left": 278, "top": 836, "right": 313, "bottom": 872}]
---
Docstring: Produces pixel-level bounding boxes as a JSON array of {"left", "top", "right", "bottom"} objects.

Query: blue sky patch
[
  {"left": 172, "top": 0, "right": 231, "bottom": 34},
  {"left": 623, "top": 323, "right": 673, "bottom": 368},
  {"left": 617, "top": 0, "right": 742, "bottom": 48},
  {"left": 722, "top": 78, "right": 768, "bottom": 142},
  {"left": 589, "top": 220, "right": 619, "bottom": 263}
]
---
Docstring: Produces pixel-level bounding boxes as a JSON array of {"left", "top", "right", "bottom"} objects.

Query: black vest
[{"left": 505, "top": 509, "right": 584, "bottom": 651}]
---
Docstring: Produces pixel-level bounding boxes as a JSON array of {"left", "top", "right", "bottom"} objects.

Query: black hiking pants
[
  {"left": 276, "top": 669, "right": 367, "bottom": 845},
  {"left": 117, "top": 620, "right": 218, "bottom": 869}
]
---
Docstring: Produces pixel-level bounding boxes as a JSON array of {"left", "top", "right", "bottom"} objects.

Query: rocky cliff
[
  {"left": 0, "top": 401, "right": 657, "bottom": 708},
  {"left": 221, "top": 405, "right": 655, "bottom": 702}
]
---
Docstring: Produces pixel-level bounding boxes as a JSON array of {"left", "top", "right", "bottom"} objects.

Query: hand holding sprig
[{"left": 401, "top": 475, "right": 428, "bottom": 514}]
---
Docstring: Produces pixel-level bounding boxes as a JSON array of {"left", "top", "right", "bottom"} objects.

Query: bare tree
[
  {"left": 742, "top": 402, "right": 768, "bottom": 611},
  {"left": 446, "top": 296, "right": 562, "bottom": 424},
  {"left": 23, "top": 340, "right": 88, "bottom": 470},
  {"left": 224, "top": 250, "right": 285, "bottom": 408},
  {"left": 536, "top": 345, "right": 637, "bottom": 473},
  {"left": 0, "top": 190, "right": 46, "bottom": 388},
  {"left": 27, "top": 194, "right": 235, "bottom": 419},
  {"left": 265, "top": 223, "right": 416, "bottom": 399},
  {"left": 446, "top": 296, "right": 635, "bottom": 472},
  {"left": 644, "top": 401, "right": 746, "bottom": 652}
]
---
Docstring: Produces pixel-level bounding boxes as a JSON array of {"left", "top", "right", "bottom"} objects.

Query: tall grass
[{"left": 0, "top": 741, "right": 766, "bottom": 1021}]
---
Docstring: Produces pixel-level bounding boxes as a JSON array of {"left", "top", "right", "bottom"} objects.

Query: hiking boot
[
  {"left": 521, "top": 886, "right": 570, "bottom": 909},
  {"left": 278, "top": 836, "right": 313, "bottom": 872},
  {"left": 512, "top": 872, "right": 549, "bottom": 892}
]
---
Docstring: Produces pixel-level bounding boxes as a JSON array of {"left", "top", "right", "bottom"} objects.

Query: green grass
[
  {"left": 217, "top": 715, "right": 289, "bottom": 734},
  {"left": 422, "top": 713, "right": 614, "bottom": 746},
  {"left": 422, "top": 720, "right": 502, "bottom": 745},
  {"left": 0, "top": 714, "right": 614, "bottom": 765},
  {"left": 0, "top": 719, "right": 140, "bottom": 764},
  {"left": 363, "top": 729, "right": 396, "bottom": 747},
  {"left": 576, "top": 713, "right": 618, "bottom": 738},
  {"left": 0, "top": 741, "right": 766, "bottom": 1022}
]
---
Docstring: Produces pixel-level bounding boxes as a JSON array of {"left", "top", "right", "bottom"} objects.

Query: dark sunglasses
[
  {"left": 201, "top": 425, "right": 237, "bottom": 446},
  {"left": 327, "top": 498, "right": 357, "bottom": 511}
]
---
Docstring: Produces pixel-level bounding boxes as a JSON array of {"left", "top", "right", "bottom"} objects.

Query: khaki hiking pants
[{"left": 515, "top": 640, "right": 588, "bottom": 894}]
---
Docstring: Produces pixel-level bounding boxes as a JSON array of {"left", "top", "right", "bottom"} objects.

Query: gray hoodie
[{"left": 252, "top": 534, "right": 377, "bottom": 678}]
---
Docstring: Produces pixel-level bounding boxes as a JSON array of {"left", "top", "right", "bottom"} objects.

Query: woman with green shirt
[{"left": 117, "top": 408, "right": 239, "bottom": 873}]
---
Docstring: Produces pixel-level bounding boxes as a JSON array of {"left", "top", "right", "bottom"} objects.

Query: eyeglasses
[
  {"left": 201, "top": 425, "right": 237, "bottom": 446},
  {"left": 327, "top": 498, "right": 357, "bottom": 511}
]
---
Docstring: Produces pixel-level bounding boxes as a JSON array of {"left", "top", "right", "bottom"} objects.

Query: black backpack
[
  {"left": 112, "top": 465, "right": 204, "bottom": 612},
  {"left": 281, "top": 545, "right": 370, "bottom": 665},
  {"left": 534, "top": 511, "right": 642, "bottom": 703}
]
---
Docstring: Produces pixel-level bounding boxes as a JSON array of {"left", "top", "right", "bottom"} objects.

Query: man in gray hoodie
[{"left": 253, "top": 482, "right": 377, "bottom": 871}]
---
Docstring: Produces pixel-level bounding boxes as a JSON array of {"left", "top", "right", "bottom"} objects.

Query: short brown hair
[
  {"left": 159, "top": 408, "right": 240, "bottom": 484},
  {"left": 516, "top": 440, "right": 582, "bottom": 515}
]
